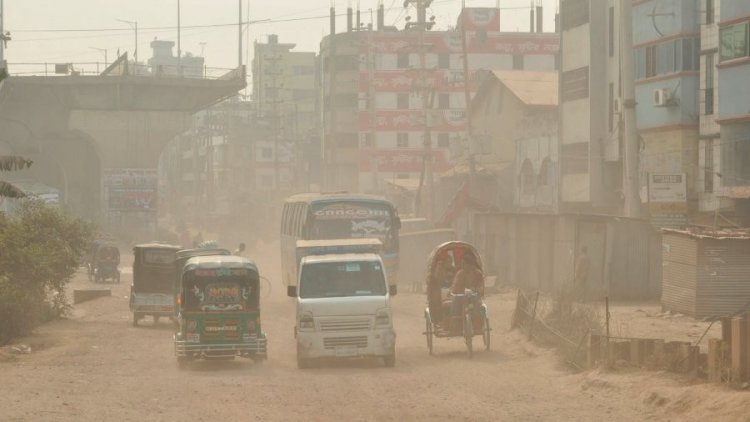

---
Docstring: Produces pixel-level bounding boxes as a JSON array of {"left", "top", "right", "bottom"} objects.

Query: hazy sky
[{"left": 7, "top": 0, "right": 558, "bottom": 75}]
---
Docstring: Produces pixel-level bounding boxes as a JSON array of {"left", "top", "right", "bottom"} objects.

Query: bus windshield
[
  {"left": 299, "top": 261, "right": 387, "bottom": 299},
  {"left": 310, "top": 202, "right": 395, "bottom": 248}
]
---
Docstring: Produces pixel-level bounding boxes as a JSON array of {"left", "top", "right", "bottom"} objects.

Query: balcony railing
[{"left": 7, "top": 58, "right": 243, "bottom": 81}]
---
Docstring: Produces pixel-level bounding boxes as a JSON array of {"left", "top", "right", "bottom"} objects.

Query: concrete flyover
[{"left": 0, "top": 62, "right": 245, "bottom": 220}]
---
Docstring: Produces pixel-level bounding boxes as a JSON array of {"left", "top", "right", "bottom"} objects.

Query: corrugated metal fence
[{"left": 474, "top": 213, "right": 661, "bottom": 300}]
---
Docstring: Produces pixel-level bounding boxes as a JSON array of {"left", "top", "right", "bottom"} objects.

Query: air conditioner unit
[
  {"left": 654, "top": 88, "right": 672, "bottom": 107},
  {"left": 613, "top": 98, "right": 623, "bottom": 113}
]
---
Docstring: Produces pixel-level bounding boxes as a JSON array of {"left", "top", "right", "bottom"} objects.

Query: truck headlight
[
  {"left": 375, "top": 309, "right": 391, "bottom": 327},
  {"left": 299, "top": 312, "right": 315, "bottom": 330}
]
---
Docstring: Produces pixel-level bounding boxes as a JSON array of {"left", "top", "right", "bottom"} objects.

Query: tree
[
  {"left": 0, "top": 155, "right": 33, "bottom": 198},
  {"left": 0, "top": 200, "right": 93, "bottom": 344}
]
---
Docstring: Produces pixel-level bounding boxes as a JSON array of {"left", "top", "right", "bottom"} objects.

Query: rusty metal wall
[
  {"left": 661, "top": 232, "right": 697, "bottom": 316},
  {"left": 607, "top": 220, "right": 661, "bottom": 300},
  {"left": 695, "top": 238, "right": 750, "bottom": 318},
  {"left": 398, "top": 229, "right": 456, "bottom": 287},
  {"left": 474, "top": 213, "right": 661, "bottom": 300}
]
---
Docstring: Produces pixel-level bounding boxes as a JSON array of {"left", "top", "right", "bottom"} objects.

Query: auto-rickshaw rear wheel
[{"left": 132, "top": 312, "right": 142, "bottom": 327}]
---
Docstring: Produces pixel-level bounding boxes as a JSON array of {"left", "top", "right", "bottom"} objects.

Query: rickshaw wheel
[
  {"left": 464, "top": 313, "right": 473, "bottom": 358},
  {"left": 425, "top": 311, "right": 434, "bottom": 355},
  {"left": 483, "top": 313, "right": 491, "bottom": 351}
]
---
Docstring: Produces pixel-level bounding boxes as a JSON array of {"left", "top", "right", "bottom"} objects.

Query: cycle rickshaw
[{"left": 423, "top": 241, "right": 490, "bottom": 357}]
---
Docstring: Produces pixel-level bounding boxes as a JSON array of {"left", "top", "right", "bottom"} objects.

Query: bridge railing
[{"left": 6, "top": 61, "right": 244, "bottom": 81}]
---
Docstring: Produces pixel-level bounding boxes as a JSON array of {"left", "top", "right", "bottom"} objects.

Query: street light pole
[
  {"left": 116, "top": 19, "right": 138, "bottom": 63},
  {"left": 89, "top": 47, "right": 108, "bottom": 67},
  {"left": 177, "top": 0, "right": 181, "bottom": 73}
]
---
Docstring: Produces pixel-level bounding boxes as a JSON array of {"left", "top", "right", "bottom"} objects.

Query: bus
[{"left": 280, "top": 193, "right": 401, "bottom": 287}]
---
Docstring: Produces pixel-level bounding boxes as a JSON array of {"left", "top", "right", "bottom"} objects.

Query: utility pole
[
  {"left": 620, "top": 0, "right": 641, "bottom": 218},
  {"left": 460, "top": 0, "right": 476, "bottom": 204},
  {"left": 0, "top": 0, "right": 5, "bottom": 63},
  {"left": 116, "top": 19, "right": 138, "bottom": 64},
  {"left": 405, "top": 0, "right": 435, "bottom": 220},
  {"left": 238, "top": 0, "right": 243, "bottom": 68},
  {"left": 177, "top": 0, "right": 182, "bottom": 74}
]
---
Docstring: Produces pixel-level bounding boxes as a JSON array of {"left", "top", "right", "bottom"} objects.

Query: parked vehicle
[
  {"left": 174, "top": 255, "right": 267, "bottom": 366},
  {"left": 130, "top": 243, "right": 182, "bottom": 326},
  {"left": 288, "top": 248, "right": 397, "bottom": 369},
  {"left": 91, "top": 243, "right": 121, "bottom": 283},
  {"left": 423, "top": 241, "right": 490, "bottom": 357}
]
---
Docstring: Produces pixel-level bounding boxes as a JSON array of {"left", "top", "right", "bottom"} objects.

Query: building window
[
  {"left": 261, "top": 147, "right": 273, "bottom": 159},
  {"left": 636, "top": 38, "right": 699, "bottom": 79},
  {"left": 397, "top": 53, "right": 409, "bottom": 69},
  {"left": 608, "top": 7, "right": 615, "bottom": 57},
  {"left": 645, "top": 45, "right": 657, "bottom": 78},
  {"left": 705, "top": 0, "right": 714, "bottom": 25},
  {"left": 438, "top": 93, "right": 450, "bottom": 109},
  {"left": 720, "top": 23, "right": 750, "bottom": 62},
  {"left": 608, "top": 83, "right": 614, "bottom": 132},
  {"left": 705, "top": 54, "right": 714, "bottom": 115},
  {"left": 362, "top": 133, "right": 374, "bottom": 147},
  {"left": 561, "top": 67, "right": 589, "bottom": 101},
  {"left": 397, "top": 93, "right": 409, "bottom": 109},
  {"left": 512, "top": 54, "right": 523, "bottom": 70},
  {"left": 705, "top": 140, "right": 714, "bottom": 193},
  {"left": 397, "top": 133, "right": 409, "bottom": 148},
  {"left": 561, "top": 0, "right": 589, "bottom": 31},
  {"left": 437, "top": 133, "right": 450, "bottom": 148},
  {"left": 438, "top": 53, "right": 449, "bottom": 69}
]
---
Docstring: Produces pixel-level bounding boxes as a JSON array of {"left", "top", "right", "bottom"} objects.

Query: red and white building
[{"left": 320, "top": 7, "right": 560, "bottom": 193}]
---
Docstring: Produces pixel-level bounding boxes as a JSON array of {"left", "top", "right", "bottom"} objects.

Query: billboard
[
  {"left": 648, "top": 173, "right": 687, "bottom": 228},
  {"left": 104, "top": 168, "right": 157, "bottom": 212}
]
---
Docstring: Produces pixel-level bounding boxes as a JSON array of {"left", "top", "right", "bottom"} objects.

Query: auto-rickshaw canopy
[
  {"left": 180, "top": 255, "right": 260, "bottom": 312},
  {"left": 132, "top": 243, "right": 182, "bottom": 293}
]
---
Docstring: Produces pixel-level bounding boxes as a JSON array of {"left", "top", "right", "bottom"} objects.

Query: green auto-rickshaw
[{"left": 173, "top": 255, "right": 267, "bottom": 366}]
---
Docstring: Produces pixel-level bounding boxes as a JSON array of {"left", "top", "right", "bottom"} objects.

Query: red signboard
[
  {"left": 359, "top": 148, "right": 451, "bottom": 173},
  {"left": 359, "top": 70, "right": 479, "bottom": 93},
  {"left": 362, "top": 33, "right": 559, "bottom": 55},
  {"left": 459, "top": 8, "right": 501, "bottom": 32},
  {"left": 359, "top": 110, "right": 466, "bottom": 132}
]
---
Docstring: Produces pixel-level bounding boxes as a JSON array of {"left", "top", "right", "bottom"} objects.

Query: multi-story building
[
  {"left": 713, "top": 1, "right": 750, "bottom": 222},
  {"left": 559, "top": 0, "right": 624, "bottom": 214},
  {"left": 147, "top": 39, "right": 204, "bottom": 77},
  {"left": 251, "top": 34, "right": 317, "bottom": 191},
  {"left": 320, "top": 6, "right": 560, "bottom": 193},
  {"left": 631, "top": 0, "right": 700, "bottom": 228}
]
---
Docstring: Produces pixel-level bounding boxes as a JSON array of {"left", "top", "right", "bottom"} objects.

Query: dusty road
[{"left": 1, "top": 246, "right": 745, "bottom": 421}]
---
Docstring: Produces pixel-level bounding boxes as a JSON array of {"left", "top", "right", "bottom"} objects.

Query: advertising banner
[
  {"left": 358, "top": 110, "right": 466, "bottom": 132},
  {"left": 359, "top": 148, "right": 451, "bottom": 173},
  {"left": 648, "top": 173, "right": 687, "bottom": 228}
]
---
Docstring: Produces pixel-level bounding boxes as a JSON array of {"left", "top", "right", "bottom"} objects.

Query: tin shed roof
[{"left": 490, "top": 70, "right": 558, "bottom": 107}]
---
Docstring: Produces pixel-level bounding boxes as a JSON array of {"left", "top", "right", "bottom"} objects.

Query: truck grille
[
  {"left": 319, "top": 318, "right": 371, "bottom": 332},
  {"left": 323, "top": 336, "right": 368, "bottom": 349}
]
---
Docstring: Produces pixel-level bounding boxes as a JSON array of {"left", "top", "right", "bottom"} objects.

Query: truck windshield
[{"left": 299, "top": 261, "right": 386, "bottom": 299}]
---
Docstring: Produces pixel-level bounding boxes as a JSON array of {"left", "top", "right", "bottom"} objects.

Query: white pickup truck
[{"left": 288, "top": 251, "right": 397, "bottom": 369}]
